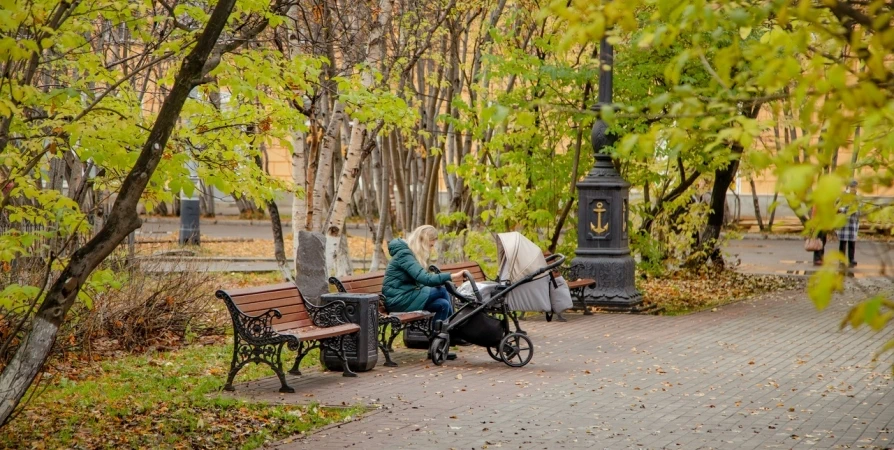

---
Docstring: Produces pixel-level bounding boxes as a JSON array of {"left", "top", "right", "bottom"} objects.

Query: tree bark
[
  {"left": 310, "top": 102, "right": 344, "bottom": 231},
  {"left": 0, "top": 0, "right": 239, "bottom": 424},
  {"left": 748, "top": 176, "right": 764, "bottom": 231},
  {"left": 694, "top": 102, "right": 764, "bottom": 265},
  {"left": 323, "top": 0, "right": 391, "bottom": 275},
  {"left": 291, "top": 129, "right": 308, "bottom": 262},
  {"left": 549, "top": 71, "right": 594, "bottom": 252},
  {"left": 370, "top": 138, "right": 391, "bottom": 271}
]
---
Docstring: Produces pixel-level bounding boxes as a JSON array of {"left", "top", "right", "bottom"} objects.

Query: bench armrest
[
  {"left": 304, "top": 298, "right": 351, "bottom": 328},
  {"left": 216, "top": 290, "right": 295, "bottom": 344},
  {"left": 328, "top": 277, "right": 347, "bottom": 293},
  {"left": 558, "top": 263, "right": 589, "bottom": 281}
]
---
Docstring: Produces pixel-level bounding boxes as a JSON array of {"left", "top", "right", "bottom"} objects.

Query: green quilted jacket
[{"left": 382, "top": 239, "right": 451, "bottom": 312}]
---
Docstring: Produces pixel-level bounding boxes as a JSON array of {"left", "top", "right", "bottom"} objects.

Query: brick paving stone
[{"left": 223, "top": 280, "right": 894, "bottom": 449}]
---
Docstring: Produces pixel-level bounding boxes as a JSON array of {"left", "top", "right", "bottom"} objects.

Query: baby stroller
[{"left": 431, "top": 232, "right": 565, "bottom": 367}]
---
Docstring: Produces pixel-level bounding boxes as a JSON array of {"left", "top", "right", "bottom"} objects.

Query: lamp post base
[{"left": 571, "top": 251, "right": 652, "bottom": 313}]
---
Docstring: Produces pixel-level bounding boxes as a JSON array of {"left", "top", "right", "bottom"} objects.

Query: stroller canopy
[{"left": 496, "top": 232, "right": 548, "bottom": 282}]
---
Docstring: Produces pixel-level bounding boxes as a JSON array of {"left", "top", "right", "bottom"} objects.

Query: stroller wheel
[
  {"left": 430, "top": 334, "right": 451, "bottom": 366},
  {"left": 486, "top": 346, "right": 503, "bottom": 362},
  {"left": 498, "top": 333, "right": 533, "bottom": 367}
]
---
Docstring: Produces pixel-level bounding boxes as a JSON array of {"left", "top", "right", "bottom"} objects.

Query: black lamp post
[{"left": 571, "top": 38, "right": 646, "bottom": 312}]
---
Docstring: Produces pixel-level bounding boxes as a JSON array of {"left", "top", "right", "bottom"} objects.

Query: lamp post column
[{"left": 571, "top": 37, "right": 645, "bottom": 312}]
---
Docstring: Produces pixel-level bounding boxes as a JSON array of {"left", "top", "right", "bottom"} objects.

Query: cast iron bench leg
[
  {"left": 274, "top": 354, "right": 295, "bottom": 394},
  {"left": 336, "top": 335, "right": 357, "bottom": 377},
  {"left": 378, "top": 316, "right": 401, "bottom": 367},
  {"left": 289, "top": 341, "right": 315, "bottom": 376}
]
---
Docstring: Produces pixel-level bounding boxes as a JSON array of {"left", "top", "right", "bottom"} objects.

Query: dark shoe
[
  {"left": 849, "top": 261, "right": 857, "bottom": 268},
  {"left": 813, "top": 260, "right": 823, "bottom": 266}
]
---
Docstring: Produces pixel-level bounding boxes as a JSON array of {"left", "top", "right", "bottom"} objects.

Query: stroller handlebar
[
  {"left": 542, "top": 253, "right": 566, "bottom": 273},
  {"left": 462, "top": 270, "right": 482, "bottom": 300},
  {"left": 443, "top": 278, "right": 477, "bottom": 303}
]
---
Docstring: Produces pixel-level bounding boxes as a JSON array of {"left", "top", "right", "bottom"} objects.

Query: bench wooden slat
[
  {"left": 340, "top": 284, "right": 383, "bottom": 294},
  {"left": 568, "top": 279, "right": 595, "bottom": 289},
  {"left": 230, "top": 290, "right": 301, "bottom": 307},
  {"left": 224, "top": 282, "right": 298, "bottom": 297},
  {"left": 271, "top": 318, "right": 314, "bottom": 332},
  {"left": 340, "top": 280, "right": 384, "bottom": 289},
  {"left": 239, "top": 297, "right": 309, "bottom": 316},
  {"left": 273, "top": 315, "right": 314, "bottom": 328},
  {"left": 338, "top": 271, "right": 386, "bottom": 282},
  {"left": 389, "top": 311, "right": 430, "bottom": 324},
  {"left": 434, "top": 262, "right": 488, "bottom": 281},
  {"left": 279, "top": 323, "right": 360, "bottom": 341}
]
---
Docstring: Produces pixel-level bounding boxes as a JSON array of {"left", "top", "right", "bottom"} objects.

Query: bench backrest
[
  {"left": 221, "top": 282, "right": 311, "bottom": 330},
  {"left": 336, "top": 270, "right": 387, "bottom": 295},
  {"left": 433, "top": 261, "right": 489, "bottom": 282}
]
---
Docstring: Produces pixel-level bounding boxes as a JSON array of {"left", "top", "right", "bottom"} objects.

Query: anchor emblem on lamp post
[{"left": 589, "top": 202, "right": 609, "bottom": 234}]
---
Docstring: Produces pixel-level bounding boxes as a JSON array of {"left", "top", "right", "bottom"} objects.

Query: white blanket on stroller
[{"left": 456, "top": 280, "right": 501, "bottom": 303}]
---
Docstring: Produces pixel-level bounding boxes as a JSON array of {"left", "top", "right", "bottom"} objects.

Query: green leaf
[{"left": 807, "top": 270, "right": 843, "bottom": 311}]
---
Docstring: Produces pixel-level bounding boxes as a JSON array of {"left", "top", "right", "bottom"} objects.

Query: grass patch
[
  {"left": 639, "top": 268, "right": 805, "bottom": 315},
  {"left": 1, "top": 341, "right": 365, "bottom": 449}
]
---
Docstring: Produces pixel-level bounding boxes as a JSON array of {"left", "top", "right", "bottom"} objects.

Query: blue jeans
[{"left": 424, "top": 286, "right": 453, "bottom": 324}]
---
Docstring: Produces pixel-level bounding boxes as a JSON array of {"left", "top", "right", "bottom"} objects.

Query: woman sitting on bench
[{"left": 383, "top": 225, "right": 464, "bottom": 327}]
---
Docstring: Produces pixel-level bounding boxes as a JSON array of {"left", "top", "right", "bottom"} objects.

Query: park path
[{"left": 227, "top": 279, "right": 894, "bottom": 449}]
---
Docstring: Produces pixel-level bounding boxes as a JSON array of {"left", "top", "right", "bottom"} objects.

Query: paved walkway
[{"left": 227, "top": 280, "right": 894, "bottom": 449}]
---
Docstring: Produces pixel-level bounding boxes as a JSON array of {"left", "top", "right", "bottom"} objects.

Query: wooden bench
[
  {"left": 216, "top": 282, "right": 360, "bottom": 393},
  {"left": 328, "top": 273, "right": 432, "bottom": 367}
]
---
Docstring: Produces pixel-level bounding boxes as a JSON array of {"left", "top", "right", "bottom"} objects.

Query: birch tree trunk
[
  {"left": 310, "top": 101, "right": 344, "bottom": 232},
  {"left": 324, "top": 0, "right": 391, "bottom": 276}
]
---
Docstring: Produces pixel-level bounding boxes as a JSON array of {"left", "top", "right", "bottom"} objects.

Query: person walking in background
[
  {"left": 810, "top": 205, "right": 828, "bottom": 266},
  {"left": 837, "top": 180, "right": 860, "bottom": 268}
]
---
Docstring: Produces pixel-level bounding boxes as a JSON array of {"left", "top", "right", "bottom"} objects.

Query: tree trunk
[
  {"left": 325, "top": 120, "right": 377, "bottom": 276},
  {"left": 370, "top": 139, "right": 391, "bottom": 271},
  {"left": 199, "top": 180, "right": 215, "bottom": 217},
  {"left": 0, "top": 0, "right": 239, "bottom": 424},
  {"left": 748, "top": 176, "right": 764, "bottom": 231},
  {"left": 291, "top": 129, "right": 308, "bottom": 262},
  {"left": 694, "top": 102, "right": 764, "bottom": 265},
  {"left": 767, "top": 191, "right": 779, "bottom": 230},
  {"left": 255, "top": 144, "right": 290, "bottom": 279},
  {"left": 549, "top": 73, "right": 594, "bottom": 252},
  {"left": 268, "top": 198, "right": 291, "bottom": 280},
  {"left": 310, "top": 102, "right": 344, "bottom": 232},
  {"left": 390, "top": 130, "right": 408, "bottom": 231}
]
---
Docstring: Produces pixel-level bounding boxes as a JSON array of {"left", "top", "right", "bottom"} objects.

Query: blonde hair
[{"left": 406, "top": 225, "right": 439, "bottom": 267}]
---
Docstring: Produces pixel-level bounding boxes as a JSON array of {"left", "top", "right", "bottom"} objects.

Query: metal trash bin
[
  {"left": 179, "top": 198, "right": 200, "bottom": 245},
  {"left": 403, "top": 326, "right": 431, "bottom": 349},
  {"left": 320, "top": 293, "right": 379, "bottom": 372}
]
